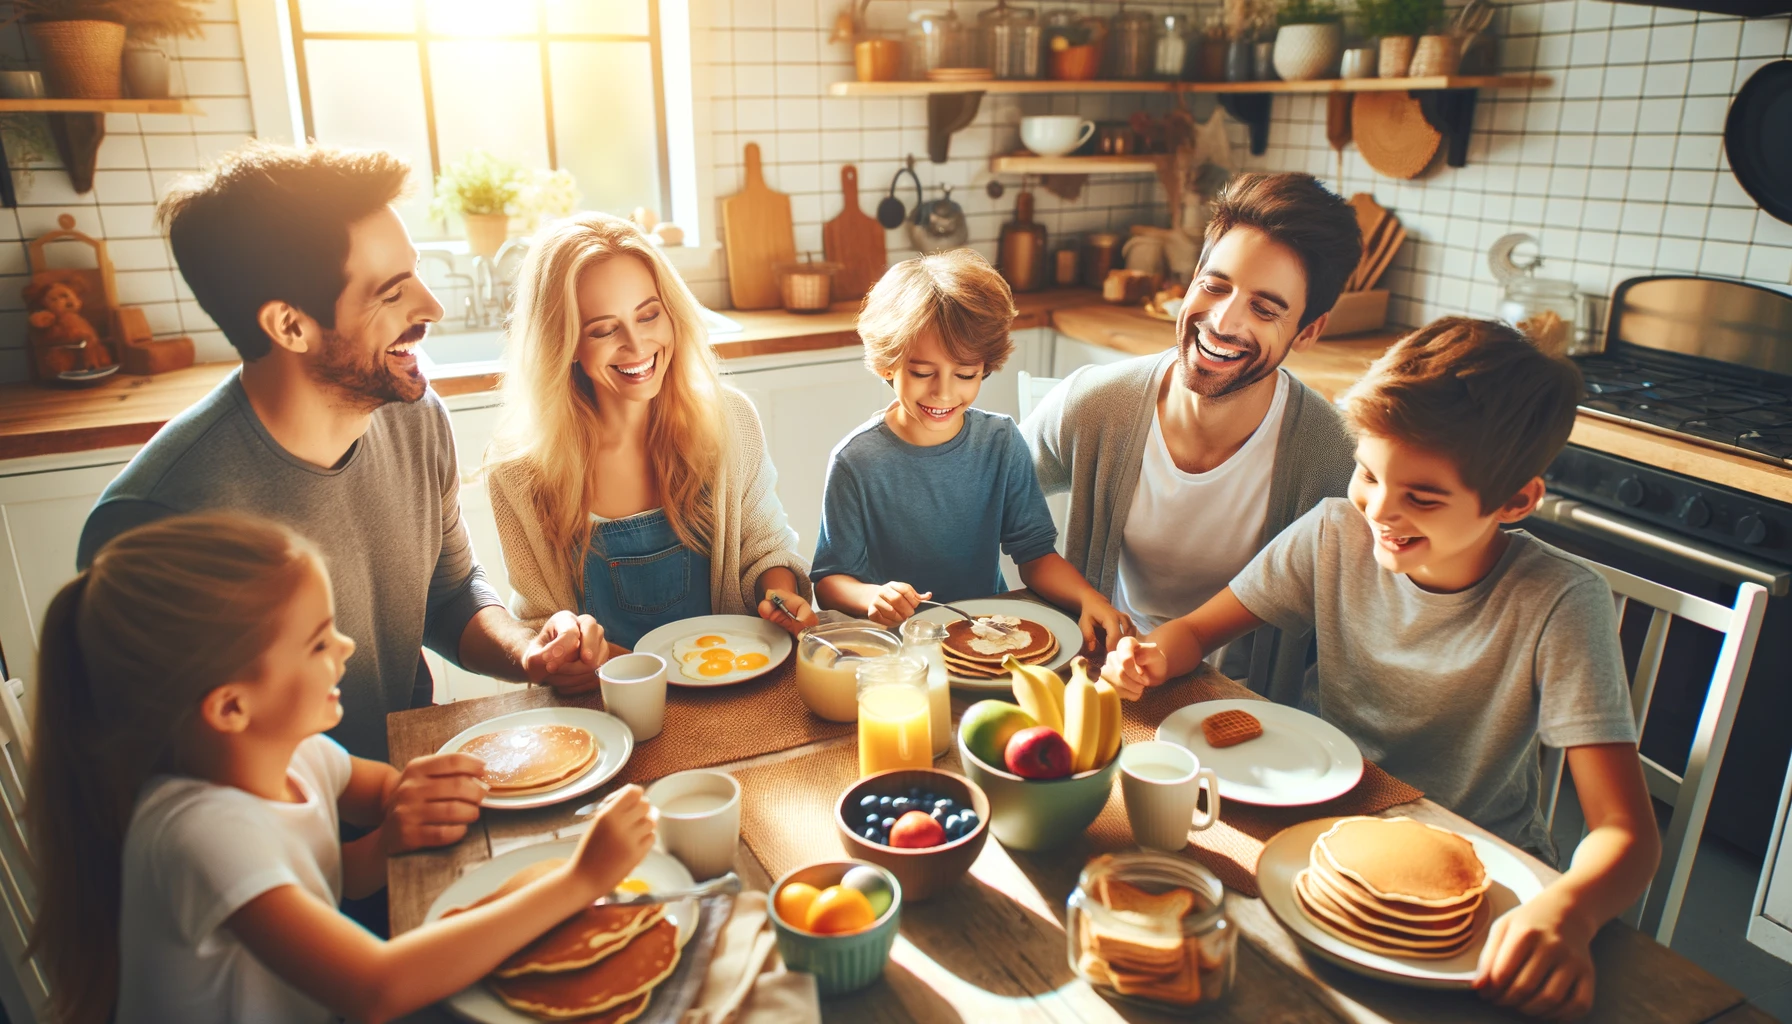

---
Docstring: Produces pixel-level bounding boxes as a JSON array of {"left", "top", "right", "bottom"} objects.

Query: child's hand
[
  {"left": 1474, "top": 890, "right": 1597, "bottom": 1020},
  {"left": 1101, "top": 636, "right": 1167, "bottom": 700},
  {"left": 380, "top": 753, "right": 487, "bottom": 854},
  {"left": 570, "top": 785, "right": 657, "bottom": 898},
  {"left": 1077, "top": 597, "right": 1135, "bottom": 654},
  {"left": 758, "top": 588, "right": 818, "bottom": 636},
  {"left": 867, "top": 582, "right": 930, "bottom": 627}
]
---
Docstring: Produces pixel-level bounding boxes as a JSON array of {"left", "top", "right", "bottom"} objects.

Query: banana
[
  {"left": 1094, "top": 676, "right": 1122, "bottom": 767},
  {"left": 1064, "top": 657, "right": 1102, "bottom": 773},
  {"left": 1004, "top": 655, "right": 1064, "bottom": 733}
]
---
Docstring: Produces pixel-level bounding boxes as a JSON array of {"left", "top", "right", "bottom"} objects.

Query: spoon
[{"left": 593, "top": 872, "right": 743, "bottom": 907}]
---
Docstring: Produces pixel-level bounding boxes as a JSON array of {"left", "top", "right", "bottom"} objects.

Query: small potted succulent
[
  {"left": 1354, "top": 0, "right": 1443, "bottom": 78},
  {"left": 1271, "top": 0, "right": 1343, "bottom": 81},
  {"left": 11, "top": 0, "right": 202, "bottom": 99}
]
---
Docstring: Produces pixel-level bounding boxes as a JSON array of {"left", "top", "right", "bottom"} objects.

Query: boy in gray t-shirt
[{"left": 1104, "top": 318, "right": 1661, "bottom": 1021}]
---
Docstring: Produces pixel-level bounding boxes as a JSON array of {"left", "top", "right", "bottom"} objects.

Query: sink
[{"left": 418, "top": 328, "right": 505, "bottom": 374}]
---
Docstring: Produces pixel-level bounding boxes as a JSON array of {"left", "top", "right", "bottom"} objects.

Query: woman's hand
[
  {"left": 1077, "top": 596, "right": 1135, "bottom": 654},
  {"left": 1100, "top": 636, "right": 1167, "bottom": 700},
  {"left": 569, "top": 785, "right": 657, "bottom": 900},
  {"left": 379, "top": 753, "right": 487, "bottom": 854},
  {"left": 1474, "top": 890, "right": 1597, "bottom": 1021},
  {"left": 867, "top": 582, "right": 930, "bottom": 628},
  {"left": 759, "top": 588, "right": 819, "bottom": 636}
]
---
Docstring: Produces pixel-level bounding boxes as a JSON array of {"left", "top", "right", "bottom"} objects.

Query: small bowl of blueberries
[{"left": 834, "top": 767, "right": 990, "bottom": 901}]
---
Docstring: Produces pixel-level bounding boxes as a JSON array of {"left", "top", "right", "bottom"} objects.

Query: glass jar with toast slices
[{"left": 1067, "top": 852, "right": 1234, "bottom": 1010}]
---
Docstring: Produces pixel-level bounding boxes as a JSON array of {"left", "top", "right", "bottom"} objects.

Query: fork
[{"left": 917, "top": 599, "right": 1016, "bottom": 635}]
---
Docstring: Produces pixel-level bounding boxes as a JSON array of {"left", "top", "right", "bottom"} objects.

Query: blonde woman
[{"left": 487, "top": 213, "right": 815, "bottom": 649}]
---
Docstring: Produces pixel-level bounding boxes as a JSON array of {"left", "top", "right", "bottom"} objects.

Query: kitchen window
[{"left": 282, "top": 0, "right": 673, "bottom": 241}]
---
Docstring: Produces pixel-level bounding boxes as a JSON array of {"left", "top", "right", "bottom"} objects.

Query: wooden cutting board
[
  {"left": 822, "top": 165, "right": 886, "bottom": 302},
  {"left": 722, "top": 142, "right": 796, "bottom": 311}
]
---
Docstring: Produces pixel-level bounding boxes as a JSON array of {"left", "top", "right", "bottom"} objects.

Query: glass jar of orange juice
[{"left": 855, "top": 655, "right": 932, "bottom": 777}]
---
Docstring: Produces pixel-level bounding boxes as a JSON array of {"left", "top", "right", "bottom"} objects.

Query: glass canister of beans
[{"left": 1066, "top": 852, "right": 1234, "bottom": 1012}]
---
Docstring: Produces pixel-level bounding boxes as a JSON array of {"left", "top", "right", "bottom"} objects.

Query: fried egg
[{"left": 670, "top": 630, "right": 775, "bottom": 683}]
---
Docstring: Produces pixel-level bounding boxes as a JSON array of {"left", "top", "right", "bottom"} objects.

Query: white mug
[
  {"left": 646, "top": 769, "right": 741, "bottom": 880},
  {"left": 1019, "top": 115, "right": 1097, "bottom": 157},
  {"left": 599, "top": 652, "right": 669, "bottom": 741},
  {"left": 1120, "top": 741, "right": 1221, "bottom": 852}
]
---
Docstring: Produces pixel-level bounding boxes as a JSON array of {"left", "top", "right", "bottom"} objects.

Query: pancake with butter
[
  {"left": 943, "top": 615, "right": 1057, "bottom": 666},
  {"left": 464, "top": 724, "right": 598, "bottom": 793},
  {"left": 490, "top": 917, "right": 682, "bottom": 1020}
]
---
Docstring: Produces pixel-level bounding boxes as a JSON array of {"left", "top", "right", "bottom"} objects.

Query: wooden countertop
[
  {"left": 0, "top": 289, "right": 1104, "bottom": 461},
  {"left": 1050, "top": 304, "right": 1792, "bottom": 506}
]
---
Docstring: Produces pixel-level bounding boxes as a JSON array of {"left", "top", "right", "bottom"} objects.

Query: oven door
[{"left": 1527, "top": 493, "right": 1792, "bottom": 856}]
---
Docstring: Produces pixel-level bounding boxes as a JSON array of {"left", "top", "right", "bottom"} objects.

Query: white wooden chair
[
  {"left": 1541, "top": 570, "right": 1769, "bottom": 946},
  {"left": 0, "top": 679, "right": 45, "bottom": 1023},
  {"left": 1016, "top": 370, "right": 1062, "bottom": 424}
]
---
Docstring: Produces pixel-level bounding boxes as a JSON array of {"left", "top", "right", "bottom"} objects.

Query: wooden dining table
[{"left": 386, "top": 663, "right": 1772, "bottom": 1024}]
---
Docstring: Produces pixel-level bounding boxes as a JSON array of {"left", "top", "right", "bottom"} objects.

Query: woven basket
[
  {"left": 1352, "top": 91, "right": 1441, "bottom": 179},
  {"left": 1377, "top": 35, "right": 1415, "bottom": 78},
  {"left": 26, "top": 20, "right": 126, "bottom": 99},
  {"left": 1409, "top": 34, "right": 1462, "bottom": 77}
]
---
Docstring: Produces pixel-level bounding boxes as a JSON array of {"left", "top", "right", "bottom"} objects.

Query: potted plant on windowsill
[
  {"left": 10, "top": 0, "right": 202, "bottom": 99},
  {"left": 431, "top": 151, "right": 530, "bottom": 261},
  {"left": 1353, "top": 0, "right": 1442, "bottom": 78},
  {"left": 1271, "top": 0, "right": 1343, "bottom": 81}
]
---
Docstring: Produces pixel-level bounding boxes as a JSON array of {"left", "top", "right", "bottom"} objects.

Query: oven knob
[
  {"left": 1616, "top": 476, "right": 1646, "bottom": 508},
  {"left": 1737, "top": 514, "right": 1769, "bottom": 547},
  {"left": 1680, "top": 495, "right": 1712, "bottom": 529}
]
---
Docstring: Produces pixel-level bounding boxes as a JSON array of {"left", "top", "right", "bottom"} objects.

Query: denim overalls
[{"left": 582, "top": 509, "right": 712, "bottom": 650}]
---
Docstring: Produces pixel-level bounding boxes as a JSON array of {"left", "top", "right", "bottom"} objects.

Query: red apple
[
  {"left": 1005, "top": 727, "right": 1074, "bottom": 780},
  {"left": 888, "top": 810, "right": 947, "bottom": 848}
]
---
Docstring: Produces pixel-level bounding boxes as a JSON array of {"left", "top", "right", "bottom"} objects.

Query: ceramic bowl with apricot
[
  {"left": 834, "top": 768, "right": 990, "bottom": 901},
  {"left": 768, "top": 860, "right": 902, "bottom": 996}
]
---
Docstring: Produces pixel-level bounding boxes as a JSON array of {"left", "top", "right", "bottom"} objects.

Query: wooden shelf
[
  {"left": 828, "top": 75, "right": 1548, "bottom": 97},
  {"left": 990, "top": 153, "right": 1161, "bottom": 174},
  {"left": 0, "top": 98, "right": 202, "bottom": 115}
]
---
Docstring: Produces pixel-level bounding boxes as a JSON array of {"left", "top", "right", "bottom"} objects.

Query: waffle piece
[{"left": 1200, "top": 710, "right": 1263, "bottom": 749}]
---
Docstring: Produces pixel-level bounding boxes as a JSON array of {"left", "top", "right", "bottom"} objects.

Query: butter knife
[{"left": 591, "top": 872, "right": 742, "bottom": 907}]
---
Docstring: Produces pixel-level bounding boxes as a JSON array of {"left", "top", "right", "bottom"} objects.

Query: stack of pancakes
[
  {"left": 1293, "top": 816, "right": 1492, "bottom": 959},
  {"left": 448, "top": 859, "right": 683, "bottom": 1022},
  {"left": 464, "top": 724, "right": 598, "bottom": 797},
  {"left": 941, "top": 617, "right": 1058, "bottom": 679}
]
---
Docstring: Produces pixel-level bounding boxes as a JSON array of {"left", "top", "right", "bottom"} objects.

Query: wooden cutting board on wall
[
  {"left": 822, "top": 165, "right": 886, "bottom": 302},
  {"left": 721, "top": 142, "right": 796, "bottom": 311}
]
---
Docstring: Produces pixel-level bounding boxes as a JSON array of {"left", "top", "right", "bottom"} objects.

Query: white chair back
[
  {"left": 1016, "top": 371, "right": 1063, "bottom": 425},
  {"left": 1541, "top": 570, "right": 1769, "bottom": 946},
  {"left": 0, "top": 679, "right": 44, "bottom": 1023}
]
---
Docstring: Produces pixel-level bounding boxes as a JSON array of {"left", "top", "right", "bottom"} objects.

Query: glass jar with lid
[
  {"left": 906, "top": 8, "right": 965, "bottom": 78},
  {"left": 1067, "top": 852, "right": 1235, "bottom": 1011},
  {"left": 794, "top": 618, "right": 900, "bottom": 722},
  {"left": 899, "top": 618, "right": 952, "bottom": 756},
  {"left": 1499, "top": 275, "right": 1581, "bottom": 357},
  {"left": 1153, "top": 13, "right": 1191, "bottom": 79},
  {"left": 1112, "top": 6, "right": 1160, "bottom": 80},
  {"left": 978, "top": 0, "right": 1040, "bottom": 79}
]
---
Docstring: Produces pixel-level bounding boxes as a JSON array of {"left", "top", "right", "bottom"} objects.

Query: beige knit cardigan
[{"left": 487, "top": 387, "right": 813, "bottom": 624}]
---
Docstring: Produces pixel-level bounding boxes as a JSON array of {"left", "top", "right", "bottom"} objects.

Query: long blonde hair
[
  {"left": 27, "top": 513, "right": 320, "bottom": 1024},
  {"left": 487, "top": 212, "right": 725, "bottom": 592}
]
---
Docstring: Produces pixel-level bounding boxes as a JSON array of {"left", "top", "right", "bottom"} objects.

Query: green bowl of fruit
[
  {"left": 956, "top": 656, "right": 1124, "bottom": 851},
  {"left": 768, "top": 860, "right": 902, "bottom": 996},
  {"left": 835, "top": 767, "right": 990, "bottom": 901}
]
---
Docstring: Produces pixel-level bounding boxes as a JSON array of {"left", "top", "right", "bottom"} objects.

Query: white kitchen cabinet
[
  {"left": 1052, "top": 334, "right": 1136, "bottom": 378},
  {"left": 1751, "top": 753, "right": 1792, "bottom": 963},
  {"left": 0, "top": 447, "right": 141, "bottom": 695}
]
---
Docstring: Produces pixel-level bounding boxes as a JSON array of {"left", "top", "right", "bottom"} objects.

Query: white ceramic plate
[
  {"left": 438, "top": 707, "right": 633, "bottom": 810},
  {"left": 1258, "top": 816, "right": 1547, "bottom": 989},
  {"left": 426, "top": 839, "right": 697, "bottom": 1024},
  {"left": 635, "top": 614, "right": 792, "bottom": 688},
  {"left": 910, "top": 597, "right": 1082, "bottom": 692},
  {"left": 1157, "top": 699, "right": 1363, "bottom": 806}
]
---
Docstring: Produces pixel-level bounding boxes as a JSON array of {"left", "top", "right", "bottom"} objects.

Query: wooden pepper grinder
[{"left": 998, "top": 181, "right": 1049, "bottom": 293}]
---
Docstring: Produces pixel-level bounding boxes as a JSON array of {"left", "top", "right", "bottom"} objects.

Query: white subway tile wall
[{"left": 0, "top": 0, "right": 249, "bottom": 383}]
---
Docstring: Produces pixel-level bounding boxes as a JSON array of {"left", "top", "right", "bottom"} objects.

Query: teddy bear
[{"left": 24, "top": 280, "right": 111, "bottom": 376}]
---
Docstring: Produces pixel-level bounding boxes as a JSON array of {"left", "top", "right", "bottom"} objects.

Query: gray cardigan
[{"left": 1022, "top": 349, "right": 1355, "bottom": 705}]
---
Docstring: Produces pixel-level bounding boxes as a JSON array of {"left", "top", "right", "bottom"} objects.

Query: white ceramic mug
[
  {"left": 1019, "top": 115, "right": 1097, "bottom": 157},
  {"left": 1120, "top": 741, "right": 1221, "bottom": 852},
  {"left": 599, "top": 652, "right": 668, "bottom": 742},
  {"left": 646, "top": 769, "right": 741, "bottom": 880}
]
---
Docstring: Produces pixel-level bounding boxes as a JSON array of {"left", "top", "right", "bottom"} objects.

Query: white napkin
[{"left": 681, "top": 892, "right": 819, "bottom": 1024}]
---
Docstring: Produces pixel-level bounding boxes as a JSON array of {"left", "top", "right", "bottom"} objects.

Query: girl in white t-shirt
[{"left": 28, "top": 513, "right": 657, "bottom": 1024}]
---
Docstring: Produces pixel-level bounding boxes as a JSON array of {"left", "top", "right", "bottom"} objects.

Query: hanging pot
[
  {"left": 26, "top": 20, "right": 126, "bottom": 99},
  {"left": 907, "top": 184, "right": 969, "bottom": 254},
  {"left": 878, "top": 159, "right": 924, "bottom": 230},
  {"left": 122, "top": 44, "right": 171, "bottom": 98}
]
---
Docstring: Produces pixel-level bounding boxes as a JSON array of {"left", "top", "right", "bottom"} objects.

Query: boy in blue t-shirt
[{"left": 812, "top": 250, "right": 1132, "bottom": 652}]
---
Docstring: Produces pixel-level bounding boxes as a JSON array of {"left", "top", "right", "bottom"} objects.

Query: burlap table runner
[{"left": 735, "top": 667, "right": 1421, "bottom": 898}]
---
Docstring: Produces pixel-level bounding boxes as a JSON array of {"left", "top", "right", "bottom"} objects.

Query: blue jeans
[{"left": 582, "top": 509, "right": 712, "bottom": 649}]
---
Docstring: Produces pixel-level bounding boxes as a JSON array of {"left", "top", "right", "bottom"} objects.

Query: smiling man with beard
[
  {"left": 77, "top": 143, "right": 612, "bottom": 765},
  {"left": 1023, "top": 172, "right": 1360, "bottom": 704}
]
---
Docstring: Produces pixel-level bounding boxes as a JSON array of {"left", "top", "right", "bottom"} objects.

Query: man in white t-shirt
[{"left": 1024, "top": 172, "right": 1361, "bottom": 702}]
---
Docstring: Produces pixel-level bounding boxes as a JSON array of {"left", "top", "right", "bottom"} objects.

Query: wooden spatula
[
  {"left": 721, "top": 142, "right": 796, "bottom": 310},
  {"left": 1360, "top": 223, "right": 1407, "bottom": 291},
  {"left": 1346, "top": 194, "right": 1389, "bottom": 292},
  {"left": 823, "top": 164, "right": 887, "bottom": 302}
]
